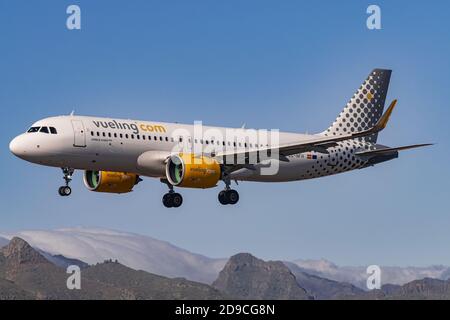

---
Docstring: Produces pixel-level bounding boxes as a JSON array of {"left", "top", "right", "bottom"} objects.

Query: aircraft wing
[{"left": 214, "top": 100, "right": 397, "bottom": 164}]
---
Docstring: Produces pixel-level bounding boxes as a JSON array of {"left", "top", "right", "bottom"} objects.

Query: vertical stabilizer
[{"left": 323, "top": 69, "right": 391, "bottom": 143}]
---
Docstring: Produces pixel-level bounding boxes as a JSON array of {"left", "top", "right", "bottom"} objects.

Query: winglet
[{"left": 375, "top": 99, "right": 397, "bottom": 131}]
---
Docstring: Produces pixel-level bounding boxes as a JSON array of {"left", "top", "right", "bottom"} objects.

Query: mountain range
[
  {"left": 2, "top": 236, "right": 450, "bottom": 299},
  {"left": 1, "top": 228, "right": 448, "bottom": 290},
  {"left": 1, "top": 227, "right": 450, "bottom": 300},
  {"left": 0, "top": 228, "right": 225, "bottom": 284},
  {"left": 0, "top": 237, "right": 225, "bottom": 299}
]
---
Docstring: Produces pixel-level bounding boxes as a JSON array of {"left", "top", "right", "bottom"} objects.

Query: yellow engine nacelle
[
  {"left": 83, "top": 170, "right": 141, "bottom": 194},
  {"left": 166, "top": 153, "right": 221, "bottom": 189}
]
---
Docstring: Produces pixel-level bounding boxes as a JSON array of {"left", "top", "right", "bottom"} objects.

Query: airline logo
[
  {"left": 93, "top": 120, "right": 166, "bottom": 134},
  {"left": 139, "top": 124, "right": 166, "bottom": 133}
]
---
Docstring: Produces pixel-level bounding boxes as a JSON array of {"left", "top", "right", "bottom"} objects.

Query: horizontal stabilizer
[{"left": 355, "top": 143, "right": 433, "bottom": 157}]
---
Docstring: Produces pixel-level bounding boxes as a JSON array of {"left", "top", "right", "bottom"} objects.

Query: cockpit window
[
  {"left": 49, "top": 127, "right": 57, "bottom": 134},
  {"left": 27, "top": 127, "right": 40, "bottom": 133},
  {"left": 40, "top": 127, "right": 49, "bottom": 134}
]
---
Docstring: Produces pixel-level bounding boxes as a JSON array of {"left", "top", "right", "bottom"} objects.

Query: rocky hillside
[
  {"left": 213, "top": 253, "right": 311, "bottom": 300},
  {"left": 285, "top": 262, "right": 364, "bottom": 299},
  {"left": 0, "top": 237, "right": 9, "bottom": 248},
  {"left": 0, "top": 278, "right": 34, "bottom": 300}
]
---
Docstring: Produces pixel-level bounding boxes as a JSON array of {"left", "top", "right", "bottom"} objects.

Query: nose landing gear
[
  {"left": 58, "top": 167, "right": 74, "bottom": 197},
  {"left": 58, "top": 186, "right": 72, "bottom": 196}
]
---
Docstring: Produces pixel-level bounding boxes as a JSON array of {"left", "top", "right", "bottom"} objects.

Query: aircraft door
[{"left": 71, "top": 120, "right": 86, "bottom": 147}]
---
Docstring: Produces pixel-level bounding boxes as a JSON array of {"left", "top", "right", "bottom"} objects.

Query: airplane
[{"left": 9, "top": 69, "right": 431, "bottom": 208}]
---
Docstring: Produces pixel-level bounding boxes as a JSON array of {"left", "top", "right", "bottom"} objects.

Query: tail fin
[{"left": 323, "top": 69, "right": 392, "bottom": 143}]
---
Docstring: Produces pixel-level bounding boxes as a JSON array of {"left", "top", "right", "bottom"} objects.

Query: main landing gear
[
  {"left": 218, "top": 180, "right": 239, "bottom": 205},
  {"left": 58, "top": 167, "right": 74, "bottom": 197},
  {"left": 161, "top": 179, "right": 183, "bottom": 208},
  {"left": 159, "top": 179, "right": 240, "bottom": 208}
]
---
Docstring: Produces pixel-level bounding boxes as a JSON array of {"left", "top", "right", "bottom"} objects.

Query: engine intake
[
  {"left": 83, "top": 170, "right": 141, "bottom": 193},
  {"left": 166, "top": 153, "right": 221, "bottom": 189}
]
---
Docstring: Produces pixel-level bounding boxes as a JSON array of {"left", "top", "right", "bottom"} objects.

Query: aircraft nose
[{"left": 9, "top": 135, "right": 26, "bottom": 158}]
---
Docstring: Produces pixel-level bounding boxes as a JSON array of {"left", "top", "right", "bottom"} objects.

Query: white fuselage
[{"left": 9, "top": 115, "right": 379, "bottom": 183}]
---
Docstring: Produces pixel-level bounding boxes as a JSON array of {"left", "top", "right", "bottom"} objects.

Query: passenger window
[
  {"left": 50, "top": 127, "right": 57, "bottom": 134},
  {"left": 131, "top": 134, "right": 134, "bottom": 139},
  {"left": 142, "top": 135, "right": 146, "bottom": 140},
  {"left": 154, "top": 136, "right": 157, "bottom": 140},
  {"left": 102, "top": 132, "right": 106, "bottom": 137},
  {"left": 137, "top": 135, "right": 140, "bottom": 140},
  {"left": 114, "top": 133, "right": 117, "bottom": 138},
  {"left": 40, "top": 127, "right": 49, "bottom": 134},
  {"left": 165, "top": 137, "right": 168, "bottom": 142},
  {"left": 125, "top": 134, "right": 129, "bottom": 139},
  {"left": 160, "top": 136, "right": 163, "bottom": 141},
  {"left": 108, "top": 133, "right": 111, "bottom": 138},
  {"left": 97, "top": 132, "right": 100, "bottom": 136},
  {"left": 120, "top": 133, "right": 123, "bottom": 138},
  {"left": 91, "top": 131, "right": 94, "bottom": 136},
  {"left": 27, "top": 127, "right": 40, "bottom": 133}
]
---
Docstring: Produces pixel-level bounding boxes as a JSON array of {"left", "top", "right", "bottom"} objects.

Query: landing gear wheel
[
  {"left": 58, "top": 186, "right": 72, "bottom": 196},
  {"left": 162, "top": 193, "right": 174, "bottom": 208},
  {"left": 172, "top": 193, "right": 183, "bottom": 208},
  {"left": 218, "top": 189, "right": 239, "bottom": 205},
  {"left": 59, "top": 167, "right": 74, "bottom": 197},
  {"left": 218, "top": 191, "right": 228, "bottom": 205},
  {"left": 161, "top": 179, "right": 183, "bottom": 208},
  {"left": 227, "top": 190, "right": 239, "bottom": 205}
]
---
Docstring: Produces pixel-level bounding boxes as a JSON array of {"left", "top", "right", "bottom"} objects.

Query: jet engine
[
  {"left": 165, "top": 153, "right": 221, "bottom": 189},
  {"left": 83, "top": 170, "right": 141, "bottom": 193}
]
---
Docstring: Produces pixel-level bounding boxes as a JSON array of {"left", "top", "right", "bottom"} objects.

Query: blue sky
[{"left": 0, "top": 0, "right": 449, "bottom": 267}]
